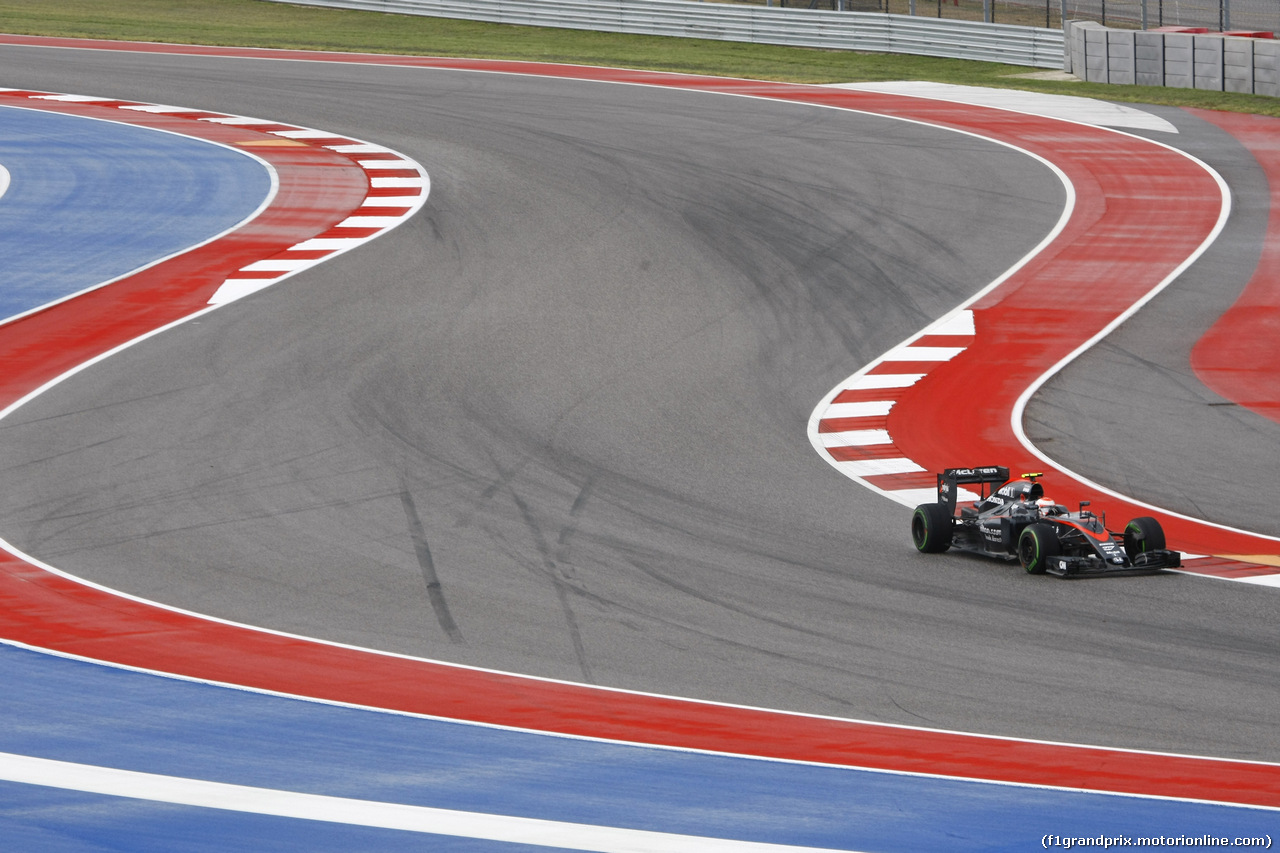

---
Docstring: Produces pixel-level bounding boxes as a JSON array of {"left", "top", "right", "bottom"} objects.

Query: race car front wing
[{"left": 1045, "top": 549, "right": 1182, "bottom": 578}]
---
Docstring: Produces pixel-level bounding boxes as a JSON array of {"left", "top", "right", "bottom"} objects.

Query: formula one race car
[{"left": 910, "top": 467, "right": 1181, "bottom": 577}]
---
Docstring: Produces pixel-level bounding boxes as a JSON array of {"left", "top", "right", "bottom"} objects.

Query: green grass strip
[{"left": 0, "top": 0, "right": 1275, "bottom": 115}]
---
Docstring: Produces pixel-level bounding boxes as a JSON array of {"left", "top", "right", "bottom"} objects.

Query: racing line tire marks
[{"left": 0, "top": 37, "right": 1278, "bottom": 809}]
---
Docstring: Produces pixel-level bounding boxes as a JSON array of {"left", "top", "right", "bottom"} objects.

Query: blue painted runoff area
[
  {"left": 0, "top": 643, "right": 1273, "bottom": 852},
  {"left": 0, "top": 104, "right": 272, "bottom": 323}
]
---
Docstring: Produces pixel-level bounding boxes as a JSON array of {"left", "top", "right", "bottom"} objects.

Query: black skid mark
[
  {"left": 399, "top": 477, "right": 464, "bottom": 645},
  {"left": 511, "top": 486, "right": 595, "bottom": 684}
]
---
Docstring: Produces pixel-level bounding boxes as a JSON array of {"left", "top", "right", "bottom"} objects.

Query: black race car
[{"left": 910, "top": 466, "right": 1181, "bottom": 577}]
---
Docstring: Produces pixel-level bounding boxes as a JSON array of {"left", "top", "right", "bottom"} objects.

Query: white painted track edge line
[
  {"left": 1008, "top": 132, "right": 1280, "bottom": 547},
  {"left": 827, "top": 82, "right": 1181, "bottom": 135}
]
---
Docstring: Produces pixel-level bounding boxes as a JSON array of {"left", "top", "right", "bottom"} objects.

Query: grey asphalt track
[{"left": 0, "top": 44, "right": 1277, "bottom": 762}]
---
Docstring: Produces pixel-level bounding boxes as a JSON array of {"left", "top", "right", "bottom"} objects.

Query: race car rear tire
[
  {"left": 911, "top": 504, "right": 952, "bottom": 553},
  {"left": 1124, "top": 516, "right": 1166, "bottom": 559},
  {"left": 1018, "top": 523, "right": 1060, "bottom": 574}
]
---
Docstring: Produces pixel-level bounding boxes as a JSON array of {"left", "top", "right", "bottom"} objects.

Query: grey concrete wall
[
  {"left": 1163, "top": 33, "right": 1196, "bottom": 88},
  {"left": 1066, "top": 20, "right": 1277, "bottom": 96},
  {"left": 1135, "top": 31, "right": 1165, "bottom": 86},
  {"left": 1193, "top": 34, "right": 1225, "bottom": 90},
  {"left": 1108, "top": 30, "right": 1136, "bottom": 84},
  {"left": 1256, "top": 39, "right": 1280, "bottom": 96},
  {"left": 1224, "top": 37, "right": 1255, "bottom": 93}
]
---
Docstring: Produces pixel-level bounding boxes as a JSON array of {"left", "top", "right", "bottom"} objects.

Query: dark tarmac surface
[{"left": 0, "top": 45, "right": 1276, "bottom": 761}]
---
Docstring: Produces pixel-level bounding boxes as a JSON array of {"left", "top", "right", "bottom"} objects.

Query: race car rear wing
[{"left": 936, "top": 466, "right": 1010, "bottom": 516}]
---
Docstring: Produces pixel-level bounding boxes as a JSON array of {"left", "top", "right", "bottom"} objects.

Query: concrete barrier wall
[
  {"left": 1065, "top": 20, "right": 1280, "bottom": 96},
  {"left": 1134, "top": 31, "right": 1164, "bottom": 86},
  {"left": 1258, "top": 39, "right": 1280, "bottom": 93},
  {"left": 1224, "top": 38, "right": 1255, "bottom": 93}
]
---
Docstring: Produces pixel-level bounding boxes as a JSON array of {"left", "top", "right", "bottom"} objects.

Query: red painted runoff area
[
  {"left": 873, "top": 115, "right": 1280, "bottom": 563},
  {"left": 1189, "top": 110, "right": 1280, "bottom": 427},
  {"left": 1, "top": 37, "right": 1278, "bottom": 808},
  {"left": 3, "top": 548, "right": 1280, "bottom": 808}
]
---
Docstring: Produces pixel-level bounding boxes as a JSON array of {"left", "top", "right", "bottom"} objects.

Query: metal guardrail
[{"left": 264, "top": 0, "right": 1065, "bottom": 68}]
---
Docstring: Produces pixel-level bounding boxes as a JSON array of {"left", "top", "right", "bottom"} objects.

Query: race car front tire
[
  {"left": 1123, "top": 516, "right": 1166, "bottom": 560},
  {"left": 1018, "top": 523, "right": 1061, "bottom": 574},
  {"left": 911, "top": 504, "right": 952, "bottom": 553}
]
